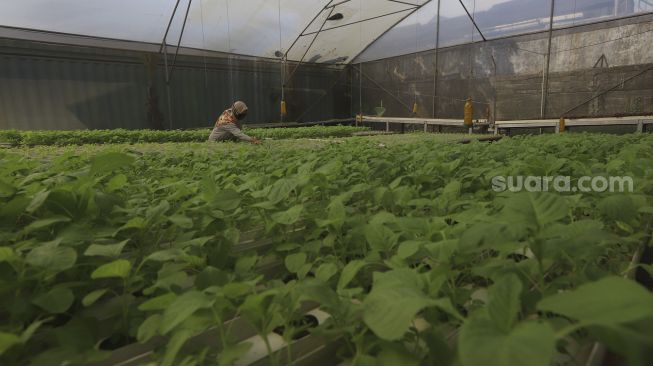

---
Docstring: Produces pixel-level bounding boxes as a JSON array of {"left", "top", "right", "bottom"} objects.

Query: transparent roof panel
[
  {"left": 0, "top": 0, "right": 651, "bottom": 63},
  {"left": 288, "top": 0, "right": 429, "bottom": 63},
  {"left": 289, "top": 10, "right": 412, "bottom": 64},
  {"left": 355, "top": 1, "right": 439, "bottom": 62},
  {"left": 0, "top": 0, "right": 178, "bottom": 43},
  {"left": 553, "top": 0, "right": 653, "bottom": 28},
  {"left": 356, "top": 0, "right": 652, "bottom": 62}
]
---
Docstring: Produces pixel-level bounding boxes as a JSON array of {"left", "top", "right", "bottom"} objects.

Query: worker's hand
[{"left": 252, "top": 138, "right": 262, "bottom": 145}]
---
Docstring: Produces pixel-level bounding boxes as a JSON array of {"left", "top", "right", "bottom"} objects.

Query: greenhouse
[{"left": 1, "top": 1, "right": 653, "bottom": 365}]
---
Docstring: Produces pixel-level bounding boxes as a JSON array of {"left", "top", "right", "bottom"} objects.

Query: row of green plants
[
  {"left": 0, "top": 125, "right": 369, "bottom": 146},
  {"left": 1, "top": 133, "right": 652, "bottom": 366}
]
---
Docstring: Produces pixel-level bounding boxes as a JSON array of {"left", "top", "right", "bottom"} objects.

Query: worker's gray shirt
[{"left": 208, "top": 123, "right": 254, "bottom": 142}]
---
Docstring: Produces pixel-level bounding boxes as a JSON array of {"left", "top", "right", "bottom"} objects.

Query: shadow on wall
[{"left": 67, "top": 85, "right": 149, "bottom": 130}]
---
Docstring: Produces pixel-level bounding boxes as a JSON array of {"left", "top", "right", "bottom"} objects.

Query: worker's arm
[{"left": 222, "top": 123, "right": 260, "bottom": 143}]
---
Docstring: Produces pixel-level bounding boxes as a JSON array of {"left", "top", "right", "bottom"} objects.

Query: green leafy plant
[{"left": 0, "top": 132, "right": 652, "bottom": 365}]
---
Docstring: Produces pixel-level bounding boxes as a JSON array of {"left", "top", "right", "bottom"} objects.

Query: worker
[{"left": 208, "top": 101, "right": 261, "bottom": 144}]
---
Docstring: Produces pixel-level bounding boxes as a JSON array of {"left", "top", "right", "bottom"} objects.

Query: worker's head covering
[{"left": 232, "top": 101, "right": 248, "bottom": 120}]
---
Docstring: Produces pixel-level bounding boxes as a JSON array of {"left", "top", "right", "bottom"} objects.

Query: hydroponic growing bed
[{"left": 1, "top": 133, "right": 652, "bottom": 366}]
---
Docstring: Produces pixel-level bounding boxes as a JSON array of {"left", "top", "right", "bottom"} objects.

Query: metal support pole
[
  {"left": 542, "top": 0, "right": 555, "bottom": 118},
  {"left": 284, "top": 0, "right": 334, "bottom": 59},
  {"left": 159, "top": 0, "right": 192, "bottom": 129},
  {"left": 163, "top": 46, "right": 173, "bottom": 130},
  {"left": 457, "top": 0, "right": 487, "bottom": 41},
  {"left": 159, "top": 0, "right": 183, "bottom": 129},
  {"left": 432, "top": 0, "right": 441, "bottom": 118},
  {"left": 540, "top": 54, "right": 547, "bottom": 118},
  {"left": 285, "top": 6, "right": 335, "bottom": 87},
  {"left": 348, "top": 0, "right": 433, "bottom": 63},
  {"left": 169, "top": 0, "right": 194, "bottom": 82},
  {"left": 159, "top": 0, "right": 183, "bottom": 54},
  {"left": 359, "top": 63, "right": 362, "bottom": 119}
]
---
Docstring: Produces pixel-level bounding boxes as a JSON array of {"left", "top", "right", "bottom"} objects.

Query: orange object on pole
[
  {"left": 412, "top": 102, "right": 418, "bottom": 114},
  {"left": 464, "top": 98, "right": 473, "bottom": 127},
  {"left": 559, "top": 117, "right": 566, "bottom": 133},
  {"left": 280, "top": 100, "right": 287, "bottom": 117}
]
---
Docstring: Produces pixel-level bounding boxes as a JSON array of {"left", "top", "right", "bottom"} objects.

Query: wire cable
[
  {"left": 225, "top": 0, "right": 234, "bottom": 101},
  {"left": 278, "top": 0, "right": 285, "bottom": 122},
  {"left": 169, "top": 0, "right": 194, "bottom": 82},
  {"left": 199, "top": 0, "right": 210, "bottom": 123},
  {"left": 359, "top": 0, "right": 363, "bottom": 119}
]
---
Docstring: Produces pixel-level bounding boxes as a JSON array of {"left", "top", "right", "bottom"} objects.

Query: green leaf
[
  {"left": 271, "top": 204, "right": 303, "bottom": 225},
  {"left": 488, "top": 274, "right": 523, "bottom": 332},
  {"left": 160, "top": 329, "right": 193, "bottom": 366},
  {"left": 424, "top": 239, "right": 458, "bottom": 262},
  {"left": 442, "top": 180, "right": 462, "bottom": 199},
  {"left": 337, "top": 260, "right": 366, "bottom": 291},
  {"left": 24, "top": 215, "right": 71, "bottom": 233},
  {"left": 235, "top": 256, "right": 258, "bottom": 275},
  {"left": 375, "top": 344, "right": 421, "bottom": 366},
  {"left": 106, "top": 173, "right": 128, "bottom": 192},
  {"left": 0, "top": 332, "right": 21, "bottom": 356},
  {"left": 459, "top": 223, "right": 515, "bottom": 252},
  {"left": 91, "top": 259, "right": 131, "bottom": 279},
  {"left": 195, "top": 267, "right": 229, "bottom": 289},
  {"left": 90, "top": 152, "right": 135, "bottom": 175},
  {"left": 213, "top": 189, "right": 242, "bottom": 211},
  {"left": 223, "top": 282, "right": 254, "bottom": 299},
  {"left": 160, "top": 291, "right": 213, "bottom": 335},
  {"left": 267, "top": 178, "right": 297, "bottom": 204},
  {"left": 284, "top": 252, "right": 307, "bottom": 274},
  {"left": 397, "top": 241, "right": 423, "bottom": 259},
  {"left": 598, "top": 195, "right": 637, "bottom": 222},
  {"left": 459, "top": 318, "right": 555, "bottom": 366},
  {"left": 82, "top": 289, "right": 108, "bottom": 307},
  {"left": 501, "top": 192, "right": 568, "bottom": 230},
  {"left": 32, "top": 288, "right": 74, "bottom": 314},
  {"left": 145, "top": 249, "right": 184, "bottom": 262},
  {"left": 315, "top": 262, "right": 339, "bottom": 282},
  {"left": 139, "top": 293, "right": 177, "bottom": 311},
  {"left": 0, "top": 179, "right": 16, "bottom": 198},
  {"left": 327, "top": 199, "right": 346, "bottom": 229},
  {"left": 83, "top": 240, "right": 128, "bottom": 258},
  {"left": 537, "top": 276, "right": 653, "bottom": 327},
  {"left": 26, "top": 190, "right": 50, "bottom": 213},
  {"left": 0, "top": 247, "right": 15, "bottom": 262},
  {"left": 20, "top": 319, "right": 48, "bottom": 344},
  {"left": 364, "top": 223, "right": 397, "bottom": 252},
  {"left": 168, "top": 215, "right": 193, "bottom": 229},
  {"left": 363, "top": 269, "right": 437, "bottom": 340},
  {"left": 137, "top": 314, "right": 162, "bottom": 343},
  {"left": 118, "top": 217, "right": 146, "bottom": 232},
  {"left": 26, "top": 244, "right": 77, "bottom": 272},
  {"left": 296, "top": 279, "right": 340, "bottom": 309}
]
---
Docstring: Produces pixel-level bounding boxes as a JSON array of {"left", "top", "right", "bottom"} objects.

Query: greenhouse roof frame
[
  {"left": 0, "top": 0, "right": 432, "bottom": 65},
  {"left": 0, "top": 1, "right": 651, "bottom": 65}
]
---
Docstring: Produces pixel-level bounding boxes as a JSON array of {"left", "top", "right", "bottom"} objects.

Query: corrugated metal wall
[{"left": 0, "top": 39, "right": 351, "bottom": 130}]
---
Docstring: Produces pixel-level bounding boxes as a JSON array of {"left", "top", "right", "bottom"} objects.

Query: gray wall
[
  {"left": 0, "top": 39, "right": 350, "bottom": 130},
  {"left": 353, "top": 14, "right": 653, "bottom": 121}
]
